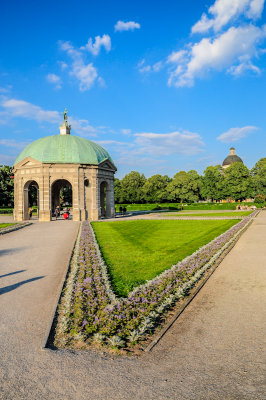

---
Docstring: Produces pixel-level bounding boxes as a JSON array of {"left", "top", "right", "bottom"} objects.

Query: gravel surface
[{"left": 0, "top": 214, "right": 265, "bottom": 400}]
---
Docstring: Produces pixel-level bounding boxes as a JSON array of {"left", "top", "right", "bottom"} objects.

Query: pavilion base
[{"left": 39, "top": 210, "right": 51, "bottom": 222}]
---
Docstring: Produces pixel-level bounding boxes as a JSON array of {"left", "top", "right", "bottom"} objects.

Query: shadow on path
[
  {"left": 0, "top": 276, "right": 44, "bottom": 295},
  {"left": 0, "top": 269, "right": 26, "bottom": 279},
  {"left": 0, "top": 248, "right": 28, "bottom": 258}
]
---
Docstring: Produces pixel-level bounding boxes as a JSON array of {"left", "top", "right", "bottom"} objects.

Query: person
[
  {"left": 123, "top": 206, "right": 127, "bottom": 215},
  {"left": 63, "top": 209, "right": 69, "bottom": 219},
  {"left": 55, "top": 207, "right": 59, "bottom": 220},
  {"left": 28, "top": 207, "right": 32, "bottom": 219},
  {"left": 63, "top": 207, "right": 70, "bottom": 220},
  {"left": 119, "top": 206, "right": 123, "bottom": 214}
]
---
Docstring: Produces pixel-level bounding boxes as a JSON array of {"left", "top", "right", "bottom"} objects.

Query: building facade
[{"left": 13, "top": 111, "right": 117, "bottom": 222}]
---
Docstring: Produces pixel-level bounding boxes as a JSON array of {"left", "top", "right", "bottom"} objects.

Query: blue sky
[{"left": 0, "top": 0, "right": 266, "bottom": 178}]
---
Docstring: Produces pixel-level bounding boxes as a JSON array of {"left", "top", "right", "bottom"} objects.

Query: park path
[{"left": 0, "top": 214, "right": 265, "bottom": 399}]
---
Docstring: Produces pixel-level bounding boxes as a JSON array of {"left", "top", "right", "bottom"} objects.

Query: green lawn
[
  {"left": 163, "top": 211, "right": 253, "bottom": 217},
  {"left": 0, "top": 223, "right": 17, "bottom": 229},
  {"left": 115, "top": 202, "right": 264, "bottom": 212},
  {"left": 91, "top": 219, "right": 238, "bottom": 297}
]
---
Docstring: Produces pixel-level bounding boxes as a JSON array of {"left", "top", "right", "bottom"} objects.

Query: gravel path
[{"left": 0, "top": 214, "right": 265, "bottom": 399}]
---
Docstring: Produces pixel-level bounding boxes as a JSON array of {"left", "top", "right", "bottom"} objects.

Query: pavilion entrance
[
  {"left": 51, "top": 179, "right": 72, "bottom": 219},
  {"left": 23, "top": 180, "right": 39, "bottom": 220}
]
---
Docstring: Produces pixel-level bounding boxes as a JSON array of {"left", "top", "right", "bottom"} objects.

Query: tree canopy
[
  {"left": 0, "top": 165, "right": 14, "bottom": 206},
  {"left": 201, "top": 165, "right": 225, "bottom": 201},
  {"left": 223, "top": 162, "right": 253, "bottom": 201},
  {"left": 167, "top": 170, "right": 201, "bottom": 203},
  {"left": 251, "top": 158, "right": 266, "bottom": 196}
]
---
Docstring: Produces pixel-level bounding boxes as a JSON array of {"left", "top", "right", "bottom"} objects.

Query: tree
[
  {"left": 201, "top": 165, "right": 225, "bottom": 201},
  {"left": 167, "top": 170, "right": 201, "bottom": 203},
  {"left": 0, "top": 165, "right": 14, "bottom": 206},
  {"left": 251, "top": 158, "right": 266, "bottom": 196},
  {"left": 114, "top": 178, "right": 122, "bottom": 204},
  {"left": 223, "top": 162, "right": 253, "bottom": 201},
  {"left": 142, "top": 174, "right": 172, "bottom": 203},
  {"left": 119, "top": 171, "right": 146, "bottom": 203}
]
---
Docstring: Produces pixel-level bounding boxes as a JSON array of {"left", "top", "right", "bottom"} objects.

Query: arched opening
[
  {"left": 23, "top": 180, "right": 39, "bottom": 220},
  {"left": 100, "top": 181, "right": 108, "bottom": 218},
  {"left": 51, "top": 179, "right": 72, "bottom": 220}
]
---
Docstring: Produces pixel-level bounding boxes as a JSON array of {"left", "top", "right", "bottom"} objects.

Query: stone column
[
  {"left": 106, "top": 184, "right": 112, "bottom": 218},
  {"left": 107, "top": 179, "right": 115, "bottom": 217},
  {"left": 78, "top": 167, "right": 87, "bottom": 221},
  {"left": 39, "top": 169, "right": 51, "bottom": 221},
  {"left": 90, "top": 168, "right": 100, "bottom": 220},
  {"left": 72, "top": 171, "right": 81, "bottom": 221},
  {"left": 23, "top": 186, "right": 30, "bottom": 220},
  {"left": 14, "top": 176, "right": 24, "bottom": 221}
]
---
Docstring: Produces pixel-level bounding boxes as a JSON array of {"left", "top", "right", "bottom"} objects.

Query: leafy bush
[{"left": 254, "top": 194, "right": 266, "bottom": 203}]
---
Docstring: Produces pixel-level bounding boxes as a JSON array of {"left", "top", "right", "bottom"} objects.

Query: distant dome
[
  {"left": 14, "top": 134, "right": 115, "bottom": 167},
  {"left": 222, "top": 147, "right": 243, "bottom": 168}
]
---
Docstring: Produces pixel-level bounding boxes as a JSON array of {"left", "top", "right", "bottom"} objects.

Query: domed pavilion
[
  {"left": 13, "top": 109, "right": 117, "bottom": 222},
  {"left": 222, "top": 147, "right": 243, "bottom": 169}
]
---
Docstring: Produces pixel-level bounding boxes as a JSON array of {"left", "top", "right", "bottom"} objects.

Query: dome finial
[
  {"left": 60, "top": 108, "right": 71, "bottom": 135},
  {"left": 229, "top": 146, "right": 236, "bottom": 155}
]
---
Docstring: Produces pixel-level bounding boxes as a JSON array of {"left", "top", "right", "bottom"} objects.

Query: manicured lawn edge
[
  {"left": 53, "top": 210, "right": 259, "bottom": 351},
  {"left": 0, "top": 222, "right": 32, "bottom": 235}
]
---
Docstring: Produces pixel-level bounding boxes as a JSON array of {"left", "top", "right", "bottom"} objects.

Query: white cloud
[
  {"left": 0, "top": 97, "right": 102, "bottom": 137},
  {"left": 121, "top": 128, "right": 131, "bottom": 135},
  {"left": 0, "top": 85, "right": 12, "bottom": 93},
  {"left": 71, "top": 60, "right": 98, "bottom": 91},
  {"left": 60, "top": 41, "right": 98, "bottom": 91},
  {"left": 0, "top": 139, "right": 30, "bottom": 149},
  {"left": 217, "top": 126, "right": 258, "bottom": 142},
  {"left": 46, "top": 73, "right": 61, "bottom": 83},
  {"left": 167, "top": 50, "right": 187, "bottom": 64},
  {"left": 139, "top": 65, "right": 151, "bottom": 73},
  {"left": 247, "top": 0, "right": 265, "bottom": 19},
  {"left": 168, "top": 25, "right": 266, "bottom": 87},
  {"left": 97, "top": 77, "right": 106, "bottom": 87},
  {"left": 228, "top": 61, "right": 261, "bottom": 76},
  {"left": 192, "top": 0, "right": 265, "bottom": 34},
  {"left": 138, "top": 59, "right": 163, "bottom": 74},
  {"left": 81, "top": 34, "right": 111, "bottom": 56},
  {"left": 95, "top": 140, "right": 130, "bottom": 146},
  {"left": 134, "top": 131, "right": 204, "bottom": 156},
  {"left": 68, "top": 118, "right": 97, "bottom": 136},
  {"left": 153, "top": 61, "right": 163, "bottom": 72},
  {"left": 46, "top": 73, "right": 62, "bottom": 89},
  {"left": 1, "top": 98, "right": 60, "bottom": 123},
  {"left": 59, "top": 61, "right": 68, "bottom": 70},
  {"left": 114, "top": 20, "right": 140, "bottom": 32},
  {"left": 0, "top": 153, "right": 16, "bottom": 165}
]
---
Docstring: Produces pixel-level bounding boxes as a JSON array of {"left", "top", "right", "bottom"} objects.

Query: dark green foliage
[
  {"left": 166, "top": 170, "right": 201, "bottom": 203},
  {"left": 251, "top": 158, "right": 266, "bottom": 196},
  {"left": 201, "top": 165, "right": 225, "bottom": 201},
  {"left": 254, "top": 194, "right": 265, "bottom": 203},
  {"left": 118, "top": 171, "right": 146, "bottom": 203},
  {"left": 142, "top": 174, "right": 172, "bottom": 203},
  {"left": 0, "top": 165, "right": 14, "bottom": 206},
  {"left": 223, "top": 163, "right": 253, "bottom": 201}
]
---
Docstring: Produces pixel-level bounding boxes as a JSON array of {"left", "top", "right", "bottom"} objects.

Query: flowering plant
[{"left": 55, "top": 211, "right": 258, "bottom": 349}]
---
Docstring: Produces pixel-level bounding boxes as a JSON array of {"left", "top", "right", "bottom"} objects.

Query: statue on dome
[{"left": 63, "top": 108, "right": 68, "bottom": 122}]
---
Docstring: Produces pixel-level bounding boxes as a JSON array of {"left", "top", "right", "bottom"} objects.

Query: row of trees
[
  {"left": 1, "top": 158, "right": 266, "bottom": 206},
  {"left": 114, "top": 158, "right": 266, "bottom": 204}
]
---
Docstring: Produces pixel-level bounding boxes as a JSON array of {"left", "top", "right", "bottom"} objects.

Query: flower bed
[{"left": 54, "top": 211, "right": 258, "bottom": 349}]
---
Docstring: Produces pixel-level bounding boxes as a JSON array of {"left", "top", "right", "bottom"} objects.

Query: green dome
[{"left": 14, "top": 134, "right": 115, "bottom": 167}]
